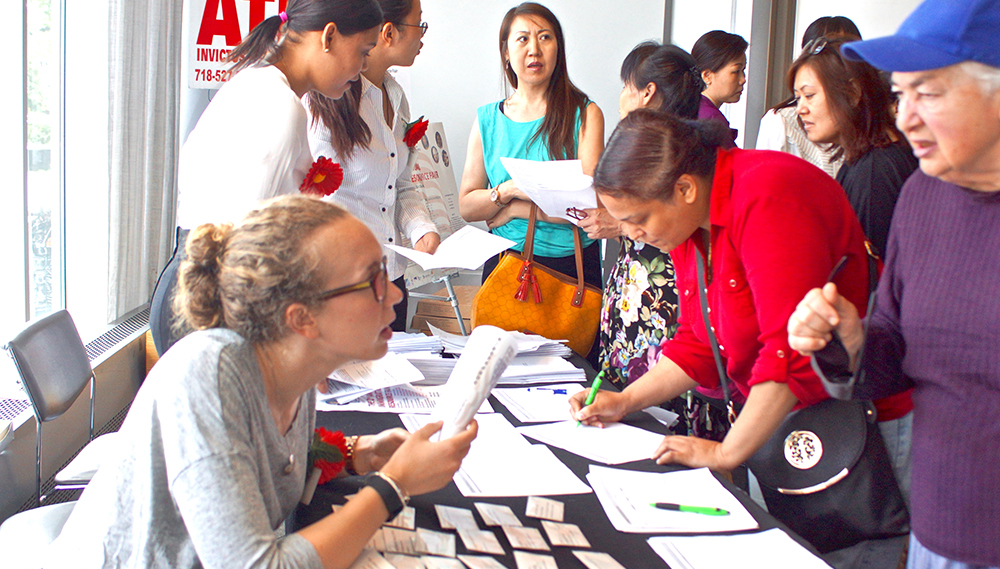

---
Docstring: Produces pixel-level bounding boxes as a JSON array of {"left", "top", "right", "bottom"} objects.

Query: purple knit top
[{"left": 861, "top": 169, "right": 1000, "bottom": 565}]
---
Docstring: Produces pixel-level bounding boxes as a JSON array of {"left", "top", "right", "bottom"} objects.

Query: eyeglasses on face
[
  {"left": 315, "top": 257, "right": 388, "bottom": 303},
  {"left": 397, "top": 21, "right": 429, "bottom": 37}
]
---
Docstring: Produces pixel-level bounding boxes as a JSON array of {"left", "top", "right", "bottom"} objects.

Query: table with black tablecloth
[{"left": 294, "top": 356, "right": 820, "bottom": 568}]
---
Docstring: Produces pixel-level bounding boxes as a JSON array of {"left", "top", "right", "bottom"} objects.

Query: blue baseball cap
[{"left": 841, "top": 0, "right": 1000, "bottom": 72}]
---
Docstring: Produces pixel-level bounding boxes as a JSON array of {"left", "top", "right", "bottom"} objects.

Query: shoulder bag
[
  {"left": 695, "top": 240, "right": 908, "bottom": 553},
  {"left": 471, "top": 205, "right": 602, "bottom": 357}
]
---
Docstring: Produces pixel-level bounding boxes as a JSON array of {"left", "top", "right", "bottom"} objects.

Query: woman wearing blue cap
[{"left": 788, "top": 1, "right": 1000, "bottom": 567}]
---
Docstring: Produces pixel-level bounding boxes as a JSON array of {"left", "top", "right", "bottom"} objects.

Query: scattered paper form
[
  {"left": 421, "top": 556, "right": 466, "bottom": 569},
  {"left": 647, "top": 528, "right": 833, "bottom": 569},
  {"left": 329, "top": 352, "right": 424, "bottom": 391},
  {"left": 457, "top": 554, "right": 510, "bottom": 569},
  {"left": 516, "top": 421, "right": 664, "bottom": 464},
  {"left": 416, "top": 528, "right": 457, "bottom": 558},
  {"left": 643, "top": 406, "right": 680, "bottom": 428},
  {"left": 540, "top": 520, "right": 590, "bottom": 548},
  {"left": 499, "top": 157, "right": 598, "bottom": 225},
  {"left": 493, "top": 384, "right": 584, "bottom": 423},
  {"left": 435, "top": 505, "right": 479, "bottom": 530},
  {"left": 370, "top": 528, "right": 419, "bottom": 555},
  {"left": 474, "top": 503, "right": 523, "bottom": 527},
  {"left": 318, "top": 384, "right": 493, "bottom": 415},
  {"left": 525, "top": 497, "right": 564, "bottom": 522},
  {"left": 572, "top": 551, "right": 629, "bottom": 569},
  {"left": 513, "top": 550, "right": 558, "bottom": 569},
  {"left": 457, "top": 528, "right": 506, "bottom": 555},
  {"left": 386, "top": 507, "right": 417, "bottom": 530},
  {"left": 348, "top": 549, "right": 397, "bottom": 569},
  {"left": 502, "top": 526, "right": 550, "bottom": 551},
  {"left": 402, "top": 413, "right": 592, "bottom": 497},
  {"left": 385, "top": 554, "right": 426, "bottom": 569},
  {"left": 587, "top": 466, "right": 759, "bottom": 534},
  {"left": 387, "top": 225, "right": 516, "bottom": 271}
]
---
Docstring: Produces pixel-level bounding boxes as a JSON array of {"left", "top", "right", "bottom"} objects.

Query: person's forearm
[
  {"left": 620, "top": 356, "right": 699, "bottom": 415},
  {"left": 460, "top": 187, "right": 504, "bottom": 222},
  {"left": 298, "top": 486, "right": 389, "bottom": 569},
  {"left": 716, "top": 380, "right": 799, "bottom": 470}
]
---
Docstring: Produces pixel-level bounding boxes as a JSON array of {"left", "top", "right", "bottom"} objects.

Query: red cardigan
[{"left": 661, "top": 148, "right": 912, "bottom": 419}]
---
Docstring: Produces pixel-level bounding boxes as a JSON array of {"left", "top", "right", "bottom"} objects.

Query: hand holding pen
[{"left": 568, "top": 370, "right": 630, "bottom": 428}]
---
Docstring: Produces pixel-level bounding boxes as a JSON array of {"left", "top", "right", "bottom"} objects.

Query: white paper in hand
[{"left": 432, "top": 326, "right": 517, "bottom": 440}]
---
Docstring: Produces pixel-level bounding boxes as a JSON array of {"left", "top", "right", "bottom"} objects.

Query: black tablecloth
[{"left": 294, "top": 355, "right": 820, "bottom": 568}]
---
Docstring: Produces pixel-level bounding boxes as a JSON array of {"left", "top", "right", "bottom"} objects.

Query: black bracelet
[{"left": 364, "top": 472, "right": 406, "bottom": 519}]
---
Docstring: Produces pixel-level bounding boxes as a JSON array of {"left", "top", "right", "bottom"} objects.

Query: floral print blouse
[{"left": 598, "top": 237, "right": 680, "bottom": 390}]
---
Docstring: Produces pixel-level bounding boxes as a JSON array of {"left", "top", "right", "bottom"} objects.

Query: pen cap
[{"left": 432, "top": 325, "right": 517, "bottom": 439}]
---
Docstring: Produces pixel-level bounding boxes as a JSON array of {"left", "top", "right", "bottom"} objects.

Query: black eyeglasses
[
  {"left": 397, "top": 21, "right": 429, "bottom": 37},
  {"left": 803, "top": 37, "right": 829, "bottom": 56},
  {"left": 316, "top": 257, "right": 388, "bottom": 303}
]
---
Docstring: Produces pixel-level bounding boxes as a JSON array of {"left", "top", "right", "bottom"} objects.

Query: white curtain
[{"left": 107, "top": 0, "right": 182, "bottom": 321}]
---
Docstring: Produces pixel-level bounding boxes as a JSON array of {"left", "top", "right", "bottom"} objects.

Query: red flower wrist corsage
[
  {"left": 299, "top": 156, "right": 344, "bottom": 197},
  {"left": 309, "top": 427, "right": 349, "bottom": 485},
  {"left": 403, "top": 116, "right": 429, "bottom": 148}
]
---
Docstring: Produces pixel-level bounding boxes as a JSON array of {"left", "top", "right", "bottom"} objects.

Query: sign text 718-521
[{"left": 189, "top": 0, "right": 287, "bottom": 89}]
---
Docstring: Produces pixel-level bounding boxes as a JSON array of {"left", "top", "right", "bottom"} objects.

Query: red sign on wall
[{"left": 188, "top": 0, "right": 288, "bottom": 89}]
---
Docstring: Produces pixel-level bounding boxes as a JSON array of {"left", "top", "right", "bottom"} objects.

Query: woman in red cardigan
[{"left": 569, "top": 109, "right": 911, "bottom": 476}]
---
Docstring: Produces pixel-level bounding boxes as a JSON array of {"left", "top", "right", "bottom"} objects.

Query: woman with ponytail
[
  {"left": 152, "top": 0, "right": 383, "bottom": 355},
  {"left": 51, "top": 196, "right": 477, "bottom": 569},
  {"left": 459, "top": 2, "right": 605, "bottom": 289},
  {"left": 305, "top": 0, "right": 438, "bottom": 331}
]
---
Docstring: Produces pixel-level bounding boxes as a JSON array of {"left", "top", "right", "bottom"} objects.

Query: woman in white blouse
[{"left": 306, "top": 0, "right": 438, "bottom": 331}]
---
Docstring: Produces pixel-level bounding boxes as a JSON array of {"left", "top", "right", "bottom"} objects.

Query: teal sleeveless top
[{"left": 477, "top": 101, "right": 594, "bottom": 258}]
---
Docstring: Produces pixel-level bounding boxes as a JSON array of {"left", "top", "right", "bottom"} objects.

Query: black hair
[
  {"left": 621, "top": 42, "right": 704, "bottom": 120},
  {"left": 226, "top": 0, "right": 383, "bottom": 74},
  {"left": 594, "top": 108, "right": 731, "bottom": 202},
  {"left": 691, "top": 30, "right": 748, "bottom": 74},
  {"left": 802, "top": 16, "right": 861, "bottom": 48}
]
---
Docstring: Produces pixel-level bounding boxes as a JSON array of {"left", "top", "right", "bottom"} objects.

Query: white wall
[{"left": 403, "top": 0, "right": 666, "bottom": 183}]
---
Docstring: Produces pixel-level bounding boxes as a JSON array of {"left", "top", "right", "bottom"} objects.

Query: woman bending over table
[
  {"left": 459, "top": 1, "right": 605, "bottom": 288},
  {"left": 50, "top": 196, "right": 476, "bottom": 569}
]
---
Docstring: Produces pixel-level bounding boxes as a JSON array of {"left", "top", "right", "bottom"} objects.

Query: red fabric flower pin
[
  {"left": 309, "top": 427, "right": 348, "bottom": 485},
  {"left": 403, "top": 116, "right": 430, "bottom": 148},
  {"left": 299, "top": 156, "right": 344, "bottom": 197}
]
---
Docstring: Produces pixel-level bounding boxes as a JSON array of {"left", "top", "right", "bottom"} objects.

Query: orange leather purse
[{"left": 471, "top": 206, "right": 602, "bottom": 356}]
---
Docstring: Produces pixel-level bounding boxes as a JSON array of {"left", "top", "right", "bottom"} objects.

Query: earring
[{"left": 324, "top": 48, "right": 330, "bottom": 53}]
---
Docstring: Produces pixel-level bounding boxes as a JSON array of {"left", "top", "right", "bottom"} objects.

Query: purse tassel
[{"left": 515, "top": 261, "right": 543, "bottom": 303}]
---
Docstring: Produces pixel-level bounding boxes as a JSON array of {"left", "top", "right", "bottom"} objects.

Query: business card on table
[
  {"left": 382, "top": 528, "right": 419, "bottom": 555},
  {"left": 502, "top": 526, "right": 550, "bottom": 551},
  {"left": 540, "top": 520, "right": 590, "bottom": 548},
  {"left": 457, "top": 527, "right": 506, "bottom": 555},
  {"left": 457, "top": 554, "right": 510, "bottom": 569},
  {"left": 386, "top": 507, "right": 417, "bottom": 530},
  {"left": 513, "top": 551, "right": 558, "bottom": 569},
  {"left": 475, "top": 502, "right": 523, "bottom": 527},
  {"left": 421, "top": 556, "right": 465, "bottom": 569},
  {"left": 525, "top": 497, "right": 564, "bottom": 522},
  {"left": 435, "top": 505, "right": 479, "bottom": 530},
  {"left": 347, "top": 549, "right": 397, "bottom": 569},
  {"left": 416, "top": 528, "right": 457, "bottom": 558},
  {"left": 572, "top": 551, "right": 628, "bottom": 569},
  {"left": 384, "top": 554, "right": 426, "bottom": 569}
]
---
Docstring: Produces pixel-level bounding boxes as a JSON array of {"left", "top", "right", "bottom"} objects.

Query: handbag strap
[
  {"left": 520, "top": 204, "right": 587, "bottom": 307},
  {"left": 694, "top": 229, "right": 737, "bottom": 425}
]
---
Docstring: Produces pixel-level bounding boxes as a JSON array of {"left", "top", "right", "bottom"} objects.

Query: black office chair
[{"left": 5, "top": 310, "right": 117, "bottom": 505}]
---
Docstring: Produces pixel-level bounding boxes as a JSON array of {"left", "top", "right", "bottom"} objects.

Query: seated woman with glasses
[
  {"left": 49, "top": 195, "right": 477, "bottom": 569},
  {"left": 305, "top": 0, "right": 437, "bottom": 332}
]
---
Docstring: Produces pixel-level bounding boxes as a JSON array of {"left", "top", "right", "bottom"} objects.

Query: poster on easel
[
  {"left": 187, "top": 0, "right": 287, "bottom": 89},
  {"left": 402, "top": 122, "right": 466, "bottom": 289}
]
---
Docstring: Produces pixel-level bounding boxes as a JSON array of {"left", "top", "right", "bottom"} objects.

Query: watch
[
  {"left": 490, "top": 187, "right": 507, "bottom": 208},
  {"left": 364, "top": 472, "right": 408, "bottom": 519}
]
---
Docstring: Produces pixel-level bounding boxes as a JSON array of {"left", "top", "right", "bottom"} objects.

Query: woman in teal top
[{"left": 459, "top": 2, "right": 604, "bottom": 287}]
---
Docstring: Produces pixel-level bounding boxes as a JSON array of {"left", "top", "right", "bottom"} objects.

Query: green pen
[
  {"left": 650, "top": 502, "right": 730, "bottom": 516},
  {"left": 576, "top": 371, "right": 605, "bottom": 427}
]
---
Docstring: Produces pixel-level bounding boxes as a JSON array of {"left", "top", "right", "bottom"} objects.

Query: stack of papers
[
  {"left": 517, "top": 421, "right": 665, "bottom": 464},
  {"left": 429, "top": 324, "right": 572, "bottom": 359},
  {"left": 587, "top": 466, "right": 759, "bottom": 534},
  {"left": 388, "top": 332, "right": 443, "bottom": 354},
  {"left": 648, "top": 528, "right": 832, "bottom": 568},
  {"left": 322, "top": 353, "right": 425, "bottom": 404},
  {"left": 402, "top": 353, "right": 586, "bottom": 386},
  {"left": 401, "top": 413, "right": 592, "bottom": 497},
  {"left": 493, "top": 383, "right": 584, "bottom": 423},
  {"left": 318, "top": 384, "right": 493, "bottom": 415}
]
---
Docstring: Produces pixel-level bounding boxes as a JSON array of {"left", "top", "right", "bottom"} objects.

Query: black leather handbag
[{"left": 694, "top": 241, "right": 909, "bottom": 553}]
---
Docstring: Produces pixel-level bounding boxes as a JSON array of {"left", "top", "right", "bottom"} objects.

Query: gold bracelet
[{"left": 345, "top": 435, "right": 359, "bottom": 475}]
